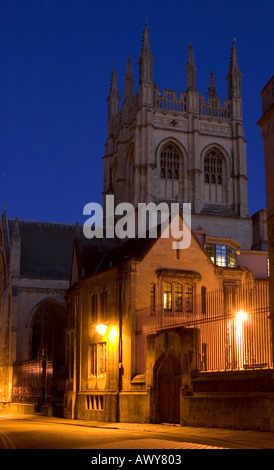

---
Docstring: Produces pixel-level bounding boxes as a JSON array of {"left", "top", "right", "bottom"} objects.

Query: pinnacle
[
  {"left": 125, "top": 56, "right": 133, "bottom": 78},
  {"left": 139, "top": 23, "right": 152, "bottom": 58},
  {"left": 208, "top": 70, "right": 218, "bottom": 97},
  {"left": 228, "top": 41, "right": 241, "bottom": 76},
  {"left": 186, "top": 43, "right": 197, "bottom": 92},
  {"left": 187, "top": 43, "right": 196, "bottom": 67},
  {"left": 108, "top": 65, "right": 119, "bottom": 97}
]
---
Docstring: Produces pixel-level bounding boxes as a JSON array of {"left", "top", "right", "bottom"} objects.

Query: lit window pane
[
  {"left": 216, "top": 245, "right": 227, "bottom": 267},
  {"left": 98, "top": 342, "right": 106, "bottom": 375},
  {"left": 175, "top": 283, "right": 182, "bottom": 312},
  {"left": 164, "top": 282, "right": 172, "bottom": 311}
]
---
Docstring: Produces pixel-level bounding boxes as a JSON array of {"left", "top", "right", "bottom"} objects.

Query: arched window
[
  {"left": 204, "top": 149, "right": 223, "bottom": 186},
  {"left": 160, "top": 144, "right": 180, "bottom": 181},
  {"left": 31, "top": 301, "right": 65, "bottom": 362},
  {"left": 163, "top": 282, "right": 172, "bottom": 311}
]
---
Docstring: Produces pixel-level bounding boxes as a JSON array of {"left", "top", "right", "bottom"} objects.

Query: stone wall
[{"left": 181, "top": 369, "right": 274, "bottom": 431}]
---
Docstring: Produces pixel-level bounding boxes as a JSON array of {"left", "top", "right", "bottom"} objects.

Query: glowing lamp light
[
  {"left": 109, "top": 326, "right": 118, "bottom": 345},
  {"left": 236, "top": 311, "right": 248, "bottom": 322},
  {"left": 96, "top": 324, "right": 107, "bottom": 335}
]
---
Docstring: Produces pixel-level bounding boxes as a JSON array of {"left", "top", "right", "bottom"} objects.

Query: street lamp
[
  {"left": 96, "top": 324, "right": 107, "bottom": 335},
  {"left": 236, "top": 311, "right": 248, "bottom": 322}
]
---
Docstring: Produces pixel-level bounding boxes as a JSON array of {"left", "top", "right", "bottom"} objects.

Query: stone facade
[
  {"left": 0, "top": 26, "right": 271, "bottom": 431},
  {"left": 63, "top": 27, "right": 270, "bottom": 428},
  {"left": 103, "top": 28, "right": 251, "bottom": 248},
  {"left": 0, "top": 214, "right": 75, "bottom": 406},
  {"left": 64, "top": 214, "right": 268, "bottom": 424}
]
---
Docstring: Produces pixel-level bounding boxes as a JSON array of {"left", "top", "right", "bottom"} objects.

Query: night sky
[{"left": 0, "top": 0, "right": 273, "bottom": 225}]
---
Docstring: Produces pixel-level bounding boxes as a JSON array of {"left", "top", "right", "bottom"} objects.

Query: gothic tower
[{"left": 103, "top": 26, "right": 252, "bottom": 248}]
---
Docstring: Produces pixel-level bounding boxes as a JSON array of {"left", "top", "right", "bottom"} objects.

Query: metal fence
[
  {"left": 136, "top": 280, "right": 272, "bottom": 373},
  {"left": 12, "top": 358, "right": 65, "bottom": 409}
]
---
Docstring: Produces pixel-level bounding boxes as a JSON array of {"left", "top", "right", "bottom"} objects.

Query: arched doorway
[
  {"left": 31, "top": 300, "right": 66, "bottom": 412},
  {"left": 12, "top": 300, "right": 66, "bottom": 412},
  {"left": 158, "top": 354, "right": 181, "bottom": 424}
]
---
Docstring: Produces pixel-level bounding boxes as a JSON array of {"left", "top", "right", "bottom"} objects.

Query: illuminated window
[
  {"left": 216, "top": 245, "right": 227, "bottom": 267},
  {"left": 164, "top": 282, "right": 172, "bottom": 311},
  {"left": 89, "top": 342, "right": 106, "bottom": 376},
  {"left": 206, "top": 244, "right": 215, "bottom": 264},
  {"left": 227, "top": 247, "right": 236, "bottom": 268},
  {"left": 206, "top": 244, "right": 236, "bottom": 268},
  {"left": 98, "top": 342, "right": 107, "bottom": 375},
  {"left": 150, "top": 283, "right": 156, "bottom": 314},
  {"left": 89, "top": 344, "right": 97, "bottom": 376},
  {"left": 175, "top": 283, "right": 183, "bottom": 312},
  {"left": 185, "top": 284, "right": 193, "bottom": 313},
  {"left": 160, "top": 144, "right": 180, "bottom": 181}
]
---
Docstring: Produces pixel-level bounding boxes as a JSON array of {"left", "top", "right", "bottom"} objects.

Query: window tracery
[
  {"left": 204, "top": 149, "right": 223, "bottom": 186},
  {"left": 160, "top": 144, "right": 180, "bottom": 181}
]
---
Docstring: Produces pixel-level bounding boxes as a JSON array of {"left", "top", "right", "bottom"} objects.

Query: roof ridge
[{"left": 7, "top": 218, "right": 77, "bottom": 227}]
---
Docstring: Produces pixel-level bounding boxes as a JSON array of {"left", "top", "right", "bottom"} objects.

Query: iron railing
[{"left": 136, "top": 280, "right": 272, "bottom": 373}]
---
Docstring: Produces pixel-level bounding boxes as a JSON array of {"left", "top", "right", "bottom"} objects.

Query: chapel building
[
  {"left": 0, "top": 26, "right": 271, "bottom": 428},
  {"left": 63, "top": 27, "right": 270, "bottom": 427}
]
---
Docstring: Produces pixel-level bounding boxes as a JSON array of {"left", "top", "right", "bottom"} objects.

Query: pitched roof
[
  {"left": 75, "top": 225, "right": 163, "bottom": 279},
  {"left": 8, "top": 219, "right": 76, "bottom": 280}
]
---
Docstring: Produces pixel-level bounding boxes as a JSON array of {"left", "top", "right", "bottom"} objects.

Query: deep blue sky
[{"left": 0, "top": 0, "right": 273, "bottom": 224}]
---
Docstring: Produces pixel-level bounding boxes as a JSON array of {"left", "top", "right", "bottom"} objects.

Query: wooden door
[{"left": 158, "top": 355, "right": 181, "bottom": 424}]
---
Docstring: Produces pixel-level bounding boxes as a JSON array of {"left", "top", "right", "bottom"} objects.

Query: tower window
[
  {"left": 204, "top": 150, "right": 223, "bottom": 186},
  {"left": 160, "top": 144, "right": 180, "bottom": 181}
]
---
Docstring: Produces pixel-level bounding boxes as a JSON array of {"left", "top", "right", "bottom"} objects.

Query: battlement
[{"left": 153, "top": 88, "right": 232, "bottom": 120}]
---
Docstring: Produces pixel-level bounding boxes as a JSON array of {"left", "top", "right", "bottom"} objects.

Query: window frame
[
  {"left": 206, "top": 243, "right": 236, "bottom": 268},
  {"left": 174, "top": 282, "right": 183, "bottom": 312},
  {"left": 160, "top": 144, "right": 180, "bottom": 181},
  {"left": 204, "top": 149, "right": 223, "bottom": 187},
  {"left": 162, "top": 280, "right": 195, "bottom": 315},
  {"left": 89, "top": 342, "right": 107, "bottom": 377},
  {"left": 163, "top": 281, "right": 172, "bottom": 312}
]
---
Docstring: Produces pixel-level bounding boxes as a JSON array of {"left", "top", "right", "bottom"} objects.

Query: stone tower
[{"left": 103, "top": 27, "right": 252, "bottom": 248}]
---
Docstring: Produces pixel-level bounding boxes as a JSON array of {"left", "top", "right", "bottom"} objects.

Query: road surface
[{"left": 0, "top": 414, "right": 273, "bottom": 451}]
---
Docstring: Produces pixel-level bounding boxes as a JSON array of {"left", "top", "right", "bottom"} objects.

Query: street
[{"left": 0, "top": 414, "right": 274, "bottom": 450}]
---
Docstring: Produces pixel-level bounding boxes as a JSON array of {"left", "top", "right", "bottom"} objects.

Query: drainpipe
[{"left": 116, "top": 282, "right": 123, "bottom": 422}]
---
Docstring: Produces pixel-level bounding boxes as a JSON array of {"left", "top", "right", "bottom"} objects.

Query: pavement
[{"left": 1, "top": 412, "right": 274, "bottom": 449}]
